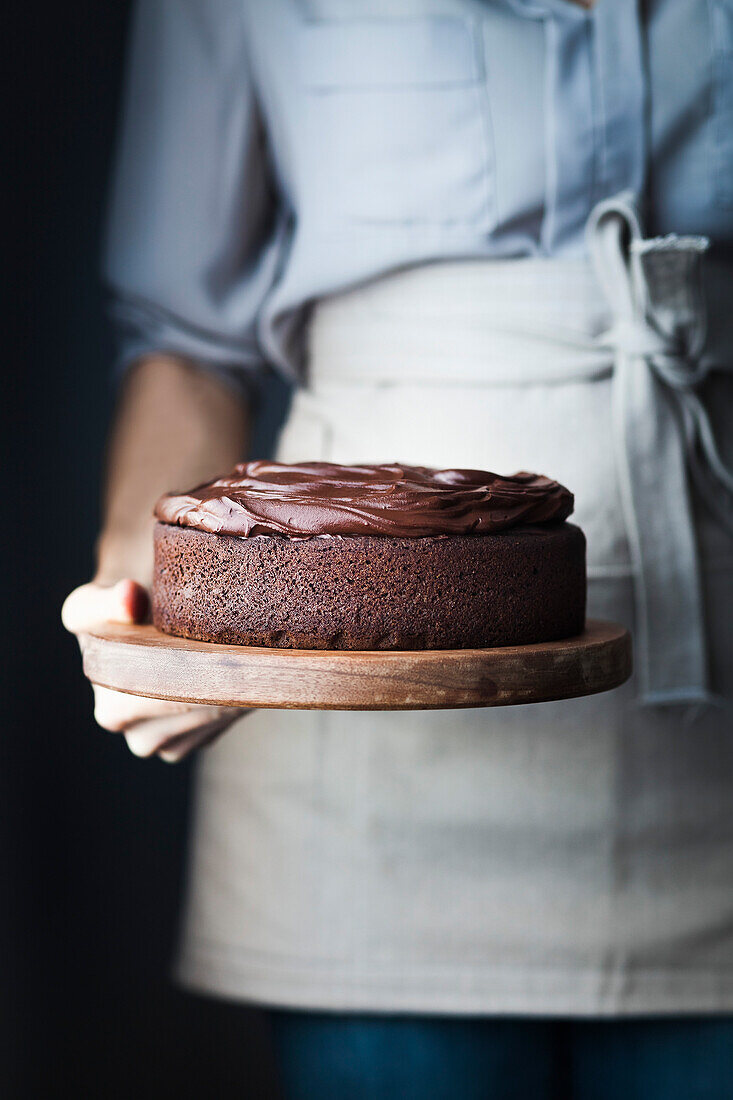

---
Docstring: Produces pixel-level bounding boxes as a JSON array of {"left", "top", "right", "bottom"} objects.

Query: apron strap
[{"left": 587, "top": 192, "right": 731, "bottom": 706}]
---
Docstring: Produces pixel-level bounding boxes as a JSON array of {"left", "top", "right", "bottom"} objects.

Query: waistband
[{"left": 309, "top": 257, "right": 612, "bottom": 386}]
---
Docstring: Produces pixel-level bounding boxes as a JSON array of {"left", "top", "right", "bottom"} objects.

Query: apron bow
[{"left": 588, "top": 192, "right": 732, "bottom": 706}]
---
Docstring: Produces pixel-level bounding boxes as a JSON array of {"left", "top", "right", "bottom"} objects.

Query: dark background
[{"left": 5, "top": 4, "right": 282, "bottom": 1096}]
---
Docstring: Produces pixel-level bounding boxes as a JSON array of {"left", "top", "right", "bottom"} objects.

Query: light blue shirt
[{"left": 105, "top": 0, "right": 733, "bottom": 381}]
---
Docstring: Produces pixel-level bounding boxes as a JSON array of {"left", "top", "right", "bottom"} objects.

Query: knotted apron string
[{"left": 587, "top": 192, "right": 731, "bottom": 706}]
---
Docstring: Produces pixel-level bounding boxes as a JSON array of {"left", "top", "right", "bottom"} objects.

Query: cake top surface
[{"left": 154, "top": 461, "right": 573, "bottom": 539}]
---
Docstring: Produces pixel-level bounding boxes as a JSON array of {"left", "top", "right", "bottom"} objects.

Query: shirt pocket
[
  {"left": 298, "top": 17, "right": 493, "bottom": 228},
  {"left": 709, "top": 0, "right": 733, "bottom": 208}
]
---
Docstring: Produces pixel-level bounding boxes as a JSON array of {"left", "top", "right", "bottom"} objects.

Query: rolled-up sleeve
[{"left": 104, "top": 0, "right": 280, "bottom": 385}]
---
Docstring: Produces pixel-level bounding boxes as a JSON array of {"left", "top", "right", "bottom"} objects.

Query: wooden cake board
[{"left": 81, "top": 619, "right": 632, "bottom": 712}]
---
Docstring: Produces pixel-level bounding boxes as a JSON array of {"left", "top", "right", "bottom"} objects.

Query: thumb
[{"left": 62, "top": 579, "right": 149, "bottom": 634}]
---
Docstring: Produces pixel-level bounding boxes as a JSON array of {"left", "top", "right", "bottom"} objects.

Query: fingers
[
  {"left": 125, "top": 713, "right": 239, "bottom": 762},
  {"left": 122, "top": 705, "right": 234, "bottom": 750},
  {"left": 62, "top": 579, "right": 149, "bottom": 634},
  {"left": 93, "top": 686, "right": 196, "bottom": 732},
  {"left": 90, "top": 684, "right": 243, "bottom": 760},
  {"left": 156, "top": 721, "right": 231, "bottom": 764}
]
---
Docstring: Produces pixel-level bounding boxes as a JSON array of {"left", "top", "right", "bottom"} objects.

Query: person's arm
[
  {"left": 96, "top": 353, "right": 251, "bottom": 585},
  {"left": 62, "top": 354, "right": 252, "bottom": 761},
  {"left": 63, "top": 0, "right": 277, "bottom": 760}
]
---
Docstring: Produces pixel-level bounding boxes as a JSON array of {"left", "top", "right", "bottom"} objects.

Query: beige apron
[{"left": 176, "top": 245, "right": 733, "bottom": 1015}]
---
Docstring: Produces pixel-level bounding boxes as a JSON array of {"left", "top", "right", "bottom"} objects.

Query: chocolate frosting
[{"left": 154, "top": 462, "right": 573, "bottom": 538}]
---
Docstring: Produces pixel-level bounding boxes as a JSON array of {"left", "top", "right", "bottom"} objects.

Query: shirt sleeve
[{"left": 103, "top": 0, "right": 280, "bottom": 386}]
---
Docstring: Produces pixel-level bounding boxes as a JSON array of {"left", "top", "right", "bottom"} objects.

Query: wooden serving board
[{"left": 81, "top": 619, "right": 631, "bottom": 711}]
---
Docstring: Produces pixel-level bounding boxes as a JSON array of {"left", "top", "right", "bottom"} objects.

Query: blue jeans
[{"left": 269, "top": 1012, "right": 733, "bottom": 1100}]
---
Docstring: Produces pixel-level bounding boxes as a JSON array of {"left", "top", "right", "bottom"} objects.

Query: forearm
[{"left": 95, "top": 354, "right": 251, "bottom": 585}]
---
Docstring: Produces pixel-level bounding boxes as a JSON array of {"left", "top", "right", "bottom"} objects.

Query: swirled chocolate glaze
[{"left": 154, "top": 462, "right": 573, "bottom": 538}]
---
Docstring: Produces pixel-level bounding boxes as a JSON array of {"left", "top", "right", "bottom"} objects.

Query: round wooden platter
[{"left": 81, "top": 619, "right": 631, "bottom": 712}]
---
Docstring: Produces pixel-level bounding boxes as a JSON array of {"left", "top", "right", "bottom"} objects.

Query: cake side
[{"left": 152, "top": 522, "right": 586, "bottom": 651}]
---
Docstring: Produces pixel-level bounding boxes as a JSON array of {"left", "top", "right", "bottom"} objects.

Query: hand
[{"left": 62, "top": 580, "right": 246, "bottom": 762}]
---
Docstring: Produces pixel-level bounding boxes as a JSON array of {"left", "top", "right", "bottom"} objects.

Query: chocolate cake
[{"left": 152, "top": 462, "right": 586, "bottom": 650}]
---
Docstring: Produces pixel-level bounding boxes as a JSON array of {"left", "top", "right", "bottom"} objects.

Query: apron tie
[{"left": 587, "top": 192, "right": 731, "bottom": 706}]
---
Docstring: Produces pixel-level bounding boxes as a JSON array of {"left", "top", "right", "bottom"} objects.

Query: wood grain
[{"left": 80, "top": 620, "right": 632, "bottom": 711}]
